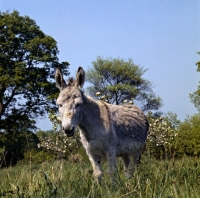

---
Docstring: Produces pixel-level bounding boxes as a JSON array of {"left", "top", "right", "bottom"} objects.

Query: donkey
[{"left": 55, "top": 67, "right": 149, "bottom": 181}]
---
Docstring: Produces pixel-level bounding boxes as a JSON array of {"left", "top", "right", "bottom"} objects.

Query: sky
[{"left": 1, "top": 0, "right": 200, "bottom": 130}]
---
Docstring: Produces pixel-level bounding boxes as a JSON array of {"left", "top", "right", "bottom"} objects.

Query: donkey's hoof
[{"left": 94, "top": 171, "right": 103, "bottom": 182}]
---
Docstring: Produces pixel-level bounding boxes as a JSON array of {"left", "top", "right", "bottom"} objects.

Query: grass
[{"left": 0, "top": 156, "right": 200, "bottom": 198}]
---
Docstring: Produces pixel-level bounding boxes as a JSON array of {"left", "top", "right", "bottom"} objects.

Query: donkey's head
[{"left": 55, "top": 67, "right": 85, "bottom": 137}]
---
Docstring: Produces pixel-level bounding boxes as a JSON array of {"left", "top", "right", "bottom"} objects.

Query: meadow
[{"left": 0, "top": 155, "right": 200, "bottom": 198}]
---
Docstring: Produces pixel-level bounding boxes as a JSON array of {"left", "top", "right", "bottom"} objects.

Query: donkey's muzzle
[{"left": 63, "top": 124, "right": 75, "bottom": 137}]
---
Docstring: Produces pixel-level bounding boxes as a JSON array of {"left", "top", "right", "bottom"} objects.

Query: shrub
[
  {"left": 146, "top": 112, "right": 179, "bottom": 159},
  {"left": 175, "top": 114, "right": 200, "bottom": 157}
]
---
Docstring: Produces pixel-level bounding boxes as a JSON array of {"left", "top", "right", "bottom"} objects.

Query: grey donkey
[{"left": 55, "top": 67, "right": 149, "bottom": 181}]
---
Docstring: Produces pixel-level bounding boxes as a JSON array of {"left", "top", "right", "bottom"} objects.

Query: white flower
[
  {"left": 129, "top": 101, "right": 133, "bottom": 104},
  {"left": 123, "top": 99, "right": 127, "bottom": 103},
  {"left": 96, "top": 92, "right": 101, "bottom": 96},
  {"left": 100, "top": 95, "right": 106, "bottom": 100},
  {"left": 163, "top": 122, "right": 167, "bottom": 126},
  {"left": 57, "top": 116, "right": 61, "bottom": 121}
]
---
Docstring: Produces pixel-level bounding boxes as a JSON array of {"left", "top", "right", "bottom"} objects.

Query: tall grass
[{"left": 0, "top": 156, "right": 200, "bottom": 197}]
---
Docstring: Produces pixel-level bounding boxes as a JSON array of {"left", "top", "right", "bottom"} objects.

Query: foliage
[
  {"left": 147, "top": 112, "right": 200, "bottom": 158},
  {"left": 0, "top": 126, "right": 39, "bottom": 168},
  {"left": 175, "top": 114, "right": 200, "bottom": 157},
  {"left": 0, "top": 156, "right": 200, "bottom": 197},
  {"left": 23, "top": 149, "right": 58, "bottom": 164},
  {"left": 86, "top": 57, "right": 162, "bottom": 111},
  {"left": 34, "top": 113, "right": 83, "bottom": 161},
  {"left": 0, "top": 10, "right": 69, "bottom": 167},
  {"left": 0, "top": 10, "right": 70, "bottom": 132},
  {"left": 189, "top": 51, "right": 200, "bottom": 112},
  {"left": 146, "top": 111, "right": 180, "bottom": 159}
]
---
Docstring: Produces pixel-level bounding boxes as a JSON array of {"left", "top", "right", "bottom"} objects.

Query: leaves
[
  {"left": 176, "top": 114, "right": 200, "bottom": 156},
  {"left": 0, "top": 10, "right": 70, "bottom": 132},
  {"left": 86, "top": 57, "right": 162, "bottom": 110}
]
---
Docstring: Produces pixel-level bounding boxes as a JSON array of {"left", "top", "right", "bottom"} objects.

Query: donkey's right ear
[{"left": 55, "top": 68, "right": 67, "bottom": 91}]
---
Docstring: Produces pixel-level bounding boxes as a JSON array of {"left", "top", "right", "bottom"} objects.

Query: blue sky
[{"left": 1, "top": 0, "right": 200, "bottom": 130}]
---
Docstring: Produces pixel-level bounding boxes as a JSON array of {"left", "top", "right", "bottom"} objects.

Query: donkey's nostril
[{"left": 62, "top": 124, "right": 75, "bottom": 137}]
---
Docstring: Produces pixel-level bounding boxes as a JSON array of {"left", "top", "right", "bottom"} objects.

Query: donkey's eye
[
  {"left": 75, "top": 104, "right": 80, "bottom": 108},
  {"left": 58, "top": 104, "right": 63, "bottom": 108}
]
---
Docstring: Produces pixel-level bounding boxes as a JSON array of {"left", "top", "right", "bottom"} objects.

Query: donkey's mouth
[{"left": 64, "top": 127, "right": 75, "bottom": 137}]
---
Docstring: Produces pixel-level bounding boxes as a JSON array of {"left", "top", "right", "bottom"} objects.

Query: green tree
[
  {"left": 86, "top": 57, "right": 162, "bottom": 111},
  {"left": 190, "top": 52, "right": 200, "bottom": 112},
  {"left": 0, "top": 10, "right": 69, "bottom": 131},
  {"left": 0, "top": 116, "right": 39, "bottom": 167},
  {"left": 176, "top": 114, "right": 200, "bottom": 157},
  {"left": 0, "top": 11, "right": 69, "bottom": 166}
]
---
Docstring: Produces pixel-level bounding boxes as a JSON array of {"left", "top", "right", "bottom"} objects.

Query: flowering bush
[
  {"left": 36, "top": 112, "right": 82, "bottom": 160},
  {"left": 146, "top": 112, "right": 179, "bottom": 159}
]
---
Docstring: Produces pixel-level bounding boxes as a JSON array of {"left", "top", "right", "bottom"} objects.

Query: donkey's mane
[{"left": 67, "top": 77, "right": 76, "bottom": 86}]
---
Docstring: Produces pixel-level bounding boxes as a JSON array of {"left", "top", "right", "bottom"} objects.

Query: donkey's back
[
  {"left": 110, "top": 104, "right": 148, "bottom": 141},
  {"left": 107, "top": 103, "right": 148, "bottom": 159}
]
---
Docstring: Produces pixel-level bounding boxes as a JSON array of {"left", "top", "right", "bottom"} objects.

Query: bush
[
  {"left": 146, "top": 112, "right": 179, "bottom": 159},
  {"left": 175, "top": 114, "right": 200, "bottom": 157},
  {"left": 22, "top": 149, "right": 58, "bottom": 164},
  {"left": 0, "top": 131, "right": 39, "bottom": 168}
]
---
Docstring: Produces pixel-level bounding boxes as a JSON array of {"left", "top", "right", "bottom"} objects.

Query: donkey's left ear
[{"left": 75, "top": 67, "right": 85, "bottom": 88}]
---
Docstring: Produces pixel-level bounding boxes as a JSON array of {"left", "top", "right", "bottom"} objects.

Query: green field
[{"left": 0, "top": 156, "right": 200, "bottom": 198}]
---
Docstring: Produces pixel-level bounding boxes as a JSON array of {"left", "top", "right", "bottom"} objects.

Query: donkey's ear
[
  {"left": 55, "top": 68, "right": 67, "bottom": 91},
  {"left": 75, "top": 67, "right": 85, "bottom": 88}
]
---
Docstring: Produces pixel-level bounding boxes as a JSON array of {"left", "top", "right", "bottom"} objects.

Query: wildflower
[
  {"left": 100, "top": 95, "right": 106, "bottom": 100},
  {"left": 96, "top": 92, "right": 101, "bottom": 96},
  {"left": 155, "top": 119, "right": 159, "bottom": 123},
  {"left": 57, "top": 116, "right": 61, "bottom": 121},
  {"left": 123, "top": 99, "right": 127, "bottom": 103},
  {"left": 163, "top": 122, "right": 167, "bottom": 126}
]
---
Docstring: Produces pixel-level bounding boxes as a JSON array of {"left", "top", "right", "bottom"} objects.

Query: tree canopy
[
  {"left": 0, "top": 10, "right": 69, "bottom": 132},
  {"left": 86, "top": 57, "right": 162, "bottom": 111}
]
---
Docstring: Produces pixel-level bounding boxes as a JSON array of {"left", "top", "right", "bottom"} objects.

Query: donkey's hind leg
[
  {"left": 121, "top": 155, "right": 133, "bottom": 178},
  {"left": 132, "top": 151, "right": 141, "bottom": 171}
]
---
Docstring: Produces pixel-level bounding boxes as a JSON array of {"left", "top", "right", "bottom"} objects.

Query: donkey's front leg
[{"left": 87, "top": 153, "right": 103, "bottom": 182}]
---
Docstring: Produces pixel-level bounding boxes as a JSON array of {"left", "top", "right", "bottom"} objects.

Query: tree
[
  {"left": 190, "top": 52, "right": 200, "bottom": 112},
  {"left": 0, "top": 10, "right": 70, "bottom": 166},
  {"left": 0, "top": 10, "right": 70, "bottom": 131},
  {"left": 176, "top": 114, "right": 200, "bottom": 157},
  {"left": 86, "top": 57, "right": 162, "bottom": 111},
  {"left": 0, "top": 115, "right": 39, "bottom": 167}
]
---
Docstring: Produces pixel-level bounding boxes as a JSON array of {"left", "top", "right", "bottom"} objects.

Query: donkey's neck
[{"left": 78, "top": 93, "right": 111, "bottom": 138}]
